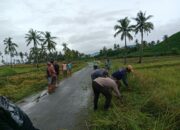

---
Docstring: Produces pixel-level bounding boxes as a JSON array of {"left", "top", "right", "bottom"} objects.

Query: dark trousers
[{"left": 92, "top": 81, "right": 112, "bottom": 110}]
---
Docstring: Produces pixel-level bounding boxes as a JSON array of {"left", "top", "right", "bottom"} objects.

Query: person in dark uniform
[
  {"left": 91, "top": 68, "right": 109, "bottom": 80},
  {"left": 111, "top": 65, "right": 134, "bottom": 89}
]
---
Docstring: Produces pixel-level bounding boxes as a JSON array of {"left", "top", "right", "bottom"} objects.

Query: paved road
[{"left": 21, "top": 66, "right": 92, "bottom": 130}]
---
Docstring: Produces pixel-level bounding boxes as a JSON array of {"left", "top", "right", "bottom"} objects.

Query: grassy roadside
[
  {"left": 88, "top": 56, "right": 180, "bottom": 130},
  {"left": 0, "top": 61, "right": 87, "bottom": 102}
]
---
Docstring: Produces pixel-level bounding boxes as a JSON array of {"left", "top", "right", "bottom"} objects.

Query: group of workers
[
  {"left": 46, "top": 61, "right": 72, "bottom": 94},
  {"left": 91, "top": 60, "right": 133, "bottom": 110},
  {"left": 0, "top": 59, "right": 133, "bottom": 129}
]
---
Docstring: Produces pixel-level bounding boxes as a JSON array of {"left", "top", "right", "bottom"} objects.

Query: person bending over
[
  {"left": 92, "top": 77, "right": 122, "bottom": 110},
  {"left": 91, "top": 68, "right": 109, "bottom": 80},
  {"left": 111, "top": 65, "right": 134, "bottom": 89}
]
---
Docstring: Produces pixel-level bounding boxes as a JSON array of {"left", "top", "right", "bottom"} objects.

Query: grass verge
[{"left": 88, "top": 56, "right": 180, "bottom": 130}]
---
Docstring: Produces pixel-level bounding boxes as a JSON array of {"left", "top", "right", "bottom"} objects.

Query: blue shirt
[
  {"left": 91, "top": 69, "right": 108, "bottom": 80},
  {"left": 111, "top": 68, "right": 128, "bottom": 87}
]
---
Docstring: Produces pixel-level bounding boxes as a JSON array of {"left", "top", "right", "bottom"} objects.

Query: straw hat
[{"left": 127, "top": 65, "right": 134, "bottom": 72}]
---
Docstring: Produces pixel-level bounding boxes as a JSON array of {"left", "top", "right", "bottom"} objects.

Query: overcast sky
[{"left": 0, "top": 0, "right": 180, "bottom": 57}]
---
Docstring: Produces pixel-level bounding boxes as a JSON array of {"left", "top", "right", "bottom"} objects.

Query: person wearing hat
[{"left": 111, "top": 65, "right": 134, "bottom": 89}]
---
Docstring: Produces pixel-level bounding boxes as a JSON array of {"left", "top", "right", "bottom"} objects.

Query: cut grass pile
[
  {"left": 89, "top": 56, "right": 180, "bottom": 130},
  {"left": 0, "top": 61, "right": 86, "bottom": 102}
]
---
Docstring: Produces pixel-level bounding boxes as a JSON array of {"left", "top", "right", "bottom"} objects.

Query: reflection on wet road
[{"left": 20, "top": 66, "right": 92, "bottom": 130}]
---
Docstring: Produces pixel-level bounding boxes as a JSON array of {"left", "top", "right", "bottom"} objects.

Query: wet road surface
[{"left": 20, "top": 66, "right": 92, "bottom": 130}]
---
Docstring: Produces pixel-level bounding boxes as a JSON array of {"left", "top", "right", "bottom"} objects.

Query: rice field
[
  {"left": 0, "top": 61, "right": 86, "bottom": 102},
  {"left": 88, "top": 56, "right": 180, "bottom": 130}
]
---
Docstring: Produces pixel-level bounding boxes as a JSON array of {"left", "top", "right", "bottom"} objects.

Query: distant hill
[
  {"left": 151, "top": 31, "right": 180, "bottom": 54},
  {"left": 128, "top": 31, "right": 180, "bottom": 57},
  {"left": 95, "top": 31, "right": 180, "bottom": 58}
]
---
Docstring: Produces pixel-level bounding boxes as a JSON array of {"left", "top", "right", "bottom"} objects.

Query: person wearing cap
[
  {"left": 111, "top": 65, "right": 134, "bottom": 89},
  {"left": 91, "top": 68, "right": 109, "bottom": 81},
  {"left": 92, "top": 77, "right": 122, "bottom": 110}
]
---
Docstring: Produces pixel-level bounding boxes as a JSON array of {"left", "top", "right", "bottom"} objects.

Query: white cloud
[{"left": 0, "top": 0, "right": 180, "bottom": 60}]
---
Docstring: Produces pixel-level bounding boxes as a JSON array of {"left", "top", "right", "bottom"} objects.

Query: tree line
[{"left": 0, "top": 29, "right": 88, "bottom": 67}]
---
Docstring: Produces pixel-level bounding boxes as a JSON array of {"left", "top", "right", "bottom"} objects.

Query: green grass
[
  {"left": 0, "top": 61, "right": 87, "bottom": 102},
  {"left": 88, "top": 56, "right": 180, "bottom": 130}
]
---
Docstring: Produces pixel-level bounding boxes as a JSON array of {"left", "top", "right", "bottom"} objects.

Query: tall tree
[
  {"left": 25, "top": 29, "right": 41, "bottom": 67},
  {"left": 42, "top": 32, "right": 57, "bottom": 60},
  {"left": 62, "top": 42, "right": 68, "bottom": 52},
  {"left": 114, "top": 17, "right": 133, "bottom": 64},
  {"left": 19, "top": 52, "right": 24, "bottom": 63},
  {"left": 39, "top": 43, "right": 47, "bottom": 62},
  {"left": 62, "top": 42, "right": 70, "bottom": 59},
  {"left": 0, "top": 52, "right": 2, "bottom": 64},
  {"left": 133, "top": 11, "right": 154, "bottom": 63},
  {"left": 163, "top": 35, "right": 168, "bottom": 42},
  {"left": 3, "top": 37, "right": 18, "bottom": 67}
]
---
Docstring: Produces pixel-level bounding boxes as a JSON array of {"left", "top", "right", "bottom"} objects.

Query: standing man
[
  {"left": 0, "top": 96, "right": 40, "bottom": 130},
  {"left": 91, "top": 68, "right": 109, "bottom": 80},
  {"left": 67, "top": 62, "right": 72, "bottom": 76},
  {"left": 62, "top": 62, "right": 67, "bottom": 78},
  {"left": 105, "top": 58, "right": 111, "bottom": 71},
  {"left": 111, "top": 65, "right": 134, "bottom": 89},
  {"left": 47, "top": 62, "right": 56, "bottom": 93},
  {"left": 92, "top": 77, "right": 122, "bottom": 110},
  {"left": 53, "top": 61, "right": 60, "bottom": 86}
]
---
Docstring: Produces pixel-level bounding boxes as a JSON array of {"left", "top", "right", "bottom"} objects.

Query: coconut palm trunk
[
  {"left": 139, "top": 30, "right": 143, "bottom": 63},
  {"left": 124, "top": 34, "right": 127, "bottom": 64},
  {"left": 35, "top": 47, "right": 39, "bottom": 68},
  {"left": 10, "top": 55, "right": 12, "bottom": 68},
  {"left": 114, "top": 17, "right": 133, "bottom": 65}
]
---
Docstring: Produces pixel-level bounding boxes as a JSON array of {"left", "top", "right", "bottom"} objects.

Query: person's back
[
  {"left": 48, "top": 64, "right": 56, "bottom": 77},
  {"left": 67, "top": 63, "right": 72, "bottom": 70},
  {"left": 62, "top": 63, "right": 67, "bottom": 77},
  {"left": 91, "top": 68, "right": 108, "bottom": 80},
  {"left": 94, "top": 77, "right": 120, "bottom": 96},
  {"left": 0, "top": 96, "right": 39, "bottom": 130},
  {"left": 62, "top": 64, "right": 67, "bottom": 71},
  {"left": 54, "top": 63, "right": 59, "bottom": 76},
  {"left": 111, "top": 68, "right": 127, "bottom": 80},
  {"left": 111, "top": 65, "right": 134, "bottom": 88}
]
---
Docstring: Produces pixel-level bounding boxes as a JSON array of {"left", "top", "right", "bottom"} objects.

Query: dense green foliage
[
  {"left": 89, "top": 56, "right": 180, "bottom": 130},
  {"left": 149, "top": 31, "right": 180, "bottom": 55},
  {"left": 97, "top": 31, "right": 180, "bottom": 58}
]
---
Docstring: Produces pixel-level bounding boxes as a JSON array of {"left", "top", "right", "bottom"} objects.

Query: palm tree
[
  {"left": 62, "top": 42, "right": 68, "bottom": 52},
  {"left": 114, "top": 17, "right": 133, "bottom": 64},
  {"left": 163, "top": 35, "right": 168, "bottom": 42},
  {"left": 133, "top": 11, "right": 154, "bottom": 63},
  {"left": 0, "top": 52, "right": 2, "bottom": 64},
  {"left": 39, "top": 43, "right": 47, "bottom": 62},
  {"left": 19, "top": 52, "right": 24, "bottom": 63},
  {"left": 42, "top": 31, "right": 57, "bottom": 60},
  {"left": 25, "top": 29, "right": 41, "bottom": 67},
  {"left": 3, "top": 37, "right": 18, "bottom": 67}
]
